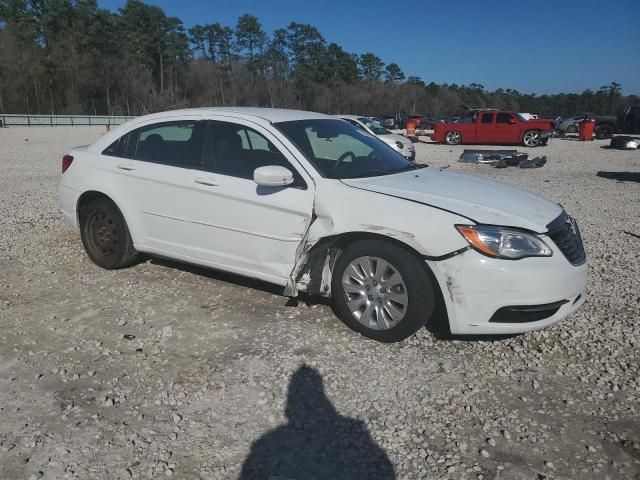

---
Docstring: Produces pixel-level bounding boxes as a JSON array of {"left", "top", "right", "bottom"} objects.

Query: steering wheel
[{"left": 333, "top": 151, "right": 356, "bottom": 172}]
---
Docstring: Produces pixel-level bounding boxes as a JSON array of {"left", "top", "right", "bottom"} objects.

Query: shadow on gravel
[
  {"left": 239, "top": 365, "right": 395, "bottom": 480},
  {"left": 149, "top": 257, "right": 330, "bottom": 308},
  {"left": 597, "top": 171, "right": 640, "bottom": 183}
]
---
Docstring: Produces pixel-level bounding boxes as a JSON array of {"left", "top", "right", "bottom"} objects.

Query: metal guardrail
[{"left": 0, "top": 114, "right": 134, "bottom": 127}]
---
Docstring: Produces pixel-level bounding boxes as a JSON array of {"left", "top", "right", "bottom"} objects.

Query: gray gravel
[{"left": 0, "top": 126, "right": 639, "bottom": 479}]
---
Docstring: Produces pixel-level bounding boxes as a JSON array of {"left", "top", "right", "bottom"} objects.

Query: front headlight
[
  {"left": 395, "top": 141, "right": 404, "bottom": 149},
  {"left": 455, "top": 225, "right": 552, "bottom": 259}
]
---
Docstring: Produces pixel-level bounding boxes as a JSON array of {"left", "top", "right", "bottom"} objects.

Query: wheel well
[
  {"left": 76, "top": 191, "right": 117, "bottom": 223},
  {"left": 302, "top": 231, "right": 450, "bottom": 336}
]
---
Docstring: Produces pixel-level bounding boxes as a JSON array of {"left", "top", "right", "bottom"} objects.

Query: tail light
[{"left": 62, "top": 154, "right": 74, "bottom": 173}]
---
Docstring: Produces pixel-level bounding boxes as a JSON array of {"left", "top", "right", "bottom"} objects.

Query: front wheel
[
  {"left": 444, "top": 131, "right": 462, "bottom": 145},
  {"left": 332, "top": 240, "right": 436, "bottom": 342},
  {"left": 523, "top": 130, "right": 542, "bottom": 147}
]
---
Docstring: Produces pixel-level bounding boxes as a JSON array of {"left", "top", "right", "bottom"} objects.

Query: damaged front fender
[{"left": 283, "top": 184, "right": 470, "bottom": 298}]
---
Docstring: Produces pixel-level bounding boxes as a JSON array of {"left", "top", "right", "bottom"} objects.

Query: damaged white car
[{"left": 60, "top": 108, "right": 587, "bottom": 342}]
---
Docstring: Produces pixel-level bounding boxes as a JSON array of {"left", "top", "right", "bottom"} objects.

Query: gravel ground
[{"left": 0, "top": 126, "right": 639, "bottom": 480}]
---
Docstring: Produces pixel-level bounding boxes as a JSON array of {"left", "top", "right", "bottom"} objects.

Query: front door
[
  {"left": 161, "top": 119, "right": 315, "bottom": 282},
  {"left": 494, "top": 112, "right": 521, "bottom": 143}
]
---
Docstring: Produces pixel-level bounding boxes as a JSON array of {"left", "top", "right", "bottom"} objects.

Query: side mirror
[
  {"left": 509, "top": 118, "right": 516, "bottom": 124},
  {"left": 253, "top": 165, "right": 294, "bottom": 187}
]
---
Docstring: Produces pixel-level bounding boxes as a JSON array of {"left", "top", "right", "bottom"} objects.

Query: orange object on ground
[
  {"left": 406, "top": 119, "right": 416, "bottom": 137},
  {"left": 579, "top": 119, "right": 595, "bottom": 141}
]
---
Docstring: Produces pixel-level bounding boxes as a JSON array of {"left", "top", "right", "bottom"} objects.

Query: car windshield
[
  {"left": 357, "top": 117, "right": 390, "bottom": 135},
  {"left": 275, "top": 119, "right": 420, "bottom": 179}
]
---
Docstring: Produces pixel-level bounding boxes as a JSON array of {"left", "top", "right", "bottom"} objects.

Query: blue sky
[{"left": 99, "top": 0, "right": 640, "bottom": 95}]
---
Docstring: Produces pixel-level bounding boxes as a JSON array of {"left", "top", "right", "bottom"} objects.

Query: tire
[
  {"left": 444, "top": 131, "right": 462, "bottom": 145},
  {"left": 522, "top": 130, "right": 542, "bottom": 147},
  {"left": 566, "top": 124, "right": 578, "bottom": 134},
  {"left": 79, "top": 197, "right": 139, "bottom": 269},
  {"left": 595, "top": 124, "right": 614, "bottom": 139},
  {"left": 331, "top": 239, "right": 436, "bottom": 343}
]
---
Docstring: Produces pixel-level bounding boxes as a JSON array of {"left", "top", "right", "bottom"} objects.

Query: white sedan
[
  {"left": 60, "top": 107, "right": 587, "bottom": 343},
  {"left": 335, "top": 114, "right": 415, "bottom": 161}
]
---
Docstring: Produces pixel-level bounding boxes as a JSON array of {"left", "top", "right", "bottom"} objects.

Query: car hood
[{"left": 341, "top": 168, "right": 563, "bottom": 232}]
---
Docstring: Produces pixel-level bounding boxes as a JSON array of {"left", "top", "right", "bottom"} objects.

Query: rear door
[
  {"left": 475, "top": 112, "right": 495, "bottom": 143},
  {"left": 100, "top": 118, "right": 206, "bottom": 248}
]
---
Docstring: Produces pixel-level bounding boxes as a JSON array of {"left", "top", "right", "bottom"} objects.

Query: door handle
[
  {"left": 117, "top": 163, "right": 136, "bottom": 171},
  {"left": 194, "top": 177, "right": 219, "bottom": 186}
]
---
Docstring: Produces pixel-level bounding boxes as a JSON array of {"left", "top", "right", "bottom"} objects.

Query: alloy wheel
[{"left": 523, "top": 130, "right": 541, "bottom": 147}]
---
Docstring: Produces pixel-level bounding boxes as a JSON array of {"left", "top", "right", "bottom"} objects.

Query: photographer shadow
[{"left": 239, "top": 365, "right": 395, "bottom": 480}]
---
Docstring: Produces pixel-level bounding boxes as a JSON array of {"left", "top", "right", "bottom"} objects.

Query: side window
[
  {"left": 241, "top": 129, "right": 270, "bottom": 152},
  {"left": 207, "top": 121, "right": 305, "bottom": 187},
  {"left": 102, "top": 137, "right": 122, "bottom": 156},
  {"left": 496, "top": 113, "right": 513, "bottom": 124},
  {"left": 130, "top": 121, "right": 202, "bottom": 167},
  {"left": 481, "top": 113, "right": 494, "bottom": 124}
]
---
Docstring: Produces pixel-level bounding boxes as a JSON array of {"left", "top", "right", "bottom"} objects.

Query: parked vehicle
[
  {"left": 432, "top": 110, "right": 556, "bottom": 147},
  {"left": 60, "top": 107, "right": 586, "bottom": 343},
  {"left": 407, "top": 115, "right": 424, "bottom": 128},
  {"left": 380, "top": 114, "right": 405, "bottom": 129},
  {"left": 335, "top": 115, "right": 415, "bottom": 160},
  {"left": 556, "top": 108, "right": 640, "bottom": 138},
  {"left": 557, "top": 113, "right": 617, "bottom": 138},
  {"left": 620, "top": 105, "right": 640, "bottom": 134}
]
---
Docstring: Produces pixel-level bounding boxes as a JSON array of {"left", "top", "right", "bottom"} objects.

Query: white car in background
[
  {"left": 60, "top": 107, "right": 586, "bottom": 343},
  {"left": 335, "top": 114, "right": 415, "bottom": 161}
]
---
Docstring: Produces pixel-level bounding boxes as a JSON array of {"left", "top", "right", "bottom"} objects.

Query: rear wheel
[
  {"left": 444, "top": 131, "right": 462, "bottom": 145},
  {"left": 79, "top": 198, "right": 139, "bottom": 269},
  {"left": 566, "top": 124, "right": 578, "bottom": 134},
  {"left": 523, "top": 130, "right": 542, "bottom": 147},
  {"left": 332, "top": 240, "right": 436, "bottom": 342}
]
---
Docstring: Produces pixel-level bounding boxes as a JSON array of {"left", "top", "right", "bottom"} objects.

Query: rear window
[{"left": 481, "top": 113, "right": 494, "bottom": 124}]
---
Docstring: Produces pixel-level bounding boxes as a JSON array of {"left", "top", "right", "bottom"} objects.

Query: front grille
[{"left": 546, "top": 212, "right": 586, "bottom": 265}]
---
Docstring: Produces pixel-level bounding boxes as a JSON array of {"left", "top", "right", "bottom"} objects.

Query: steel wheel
[
  {"left": 87, "top": 210, "right": 119, "bottom": 258},
  {"left": 341, "top": 256, "right": 409, "bottom": 331},
  {"left": 445, "top": 131, "right": 461, "bottom": 145},
  {"left": 523, "top": 130, "right": 541, "bottom": 147},
  {"left": 79, "top": 197, "right": 139, "bottom": 269}
]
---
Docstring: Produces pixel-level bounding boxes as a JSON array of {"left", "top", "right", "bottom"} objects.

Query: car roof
[{"left": 136, "top": 107, "right": 333, "bottom": 124}]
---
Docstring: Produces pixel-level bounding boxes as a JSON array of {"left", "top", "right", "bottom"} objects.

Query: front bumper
[{"left": 426, "top": 243, "right": 587, "bottom": 335}]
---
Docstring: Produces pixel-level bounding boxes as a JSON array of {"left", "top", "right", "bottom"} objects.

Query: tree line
[{"left": 0, "top": 0, "right": 637, "bottom": 118}]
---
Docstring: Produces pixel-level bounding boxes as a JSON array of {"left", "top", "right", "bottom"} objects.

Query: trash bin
[
  {"left": 406, "top": 119, "right": 417, "bottom": 138},
  {"left": 579, "top": 118, "right": 595, "bottom": 141}
]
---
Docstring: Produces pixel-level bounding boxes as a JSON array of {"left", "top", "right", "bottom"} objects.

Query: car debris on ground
[
  {"left": 458, "top": 149, "right": 547, "bottom": 168},
  {"left": 609, "top": 135, "right": 639, "bottom": 150}
]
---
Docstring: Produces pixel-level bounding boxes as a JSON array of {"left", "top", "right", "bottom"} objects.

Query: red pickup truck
[{"left": 432, "top": 110, "right": 555, "bottom": 147}]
